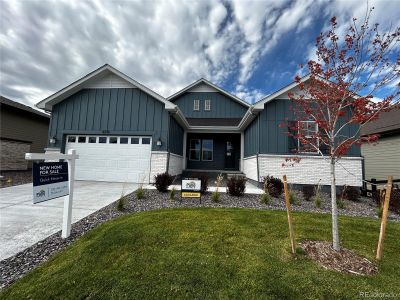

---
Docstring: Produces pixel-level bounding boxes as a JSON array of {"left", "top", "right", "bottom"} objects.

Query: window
[
  {"left": 204, "top": 99, "right": 211, "bottom": 111},
  {"left": 202, "top": 139, "right": 213, "bottom": 161},
  {"left": 131, "top": 137, "right": 140, "bottom": 144},
  {"left": 142, "top": 137, "right": 151, "bottom": 144},
  {"left": 120, "top": 137, "right": 128, "bottom": 144},
  {"left": 88, "top": 137, "right": 97, "bottom": 143},
  {"left": 67, "top": 136, "right": 76, "bottom": 143},
  {"left": 78, "top": 136, "right": 86, "bottom": 143},
  {"left": 193, "top": 99, "right": 200, "bottom": 111},
  {"left": 298, "top": 121, "right": 318, "bottom": 153},
  {"left": 189, "top": 139, "right": 201, "bottom": 160},
  {"left": 109, "top": 137, "right": 118, "bottom": 144},
  {"left": 99, "top": 137, "right": 107, "bottom": 143}
]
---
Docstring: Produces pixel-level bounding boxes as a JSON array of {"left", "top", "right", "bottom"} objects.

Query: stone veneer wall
[
  {"left": 168, "top": 153, "right": 183, "bottom": 176},
  {"left": 149, "top": 151, "right": 168, "bottom": 183},
  {"left": 0, "top": 140, "right": 31, "bottom": 171}
]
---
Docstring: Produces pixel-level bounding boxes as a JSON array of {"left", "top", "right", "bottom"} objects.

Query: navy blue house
[{"left": 37, "top": 64, "right": 362, "bottom": 186}]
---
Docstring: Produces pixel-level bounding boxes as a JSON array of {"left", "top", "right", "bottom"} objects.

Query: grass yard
[{"left": 1, "top": 208, "right": 399, "bottom": 299}]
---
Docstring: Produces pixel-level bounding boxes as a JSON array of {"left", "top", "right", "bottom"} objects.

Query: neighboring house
[
  {"left": 0, "top": 96, "right": 50, "bottom": 171},
  {"left": 36, "top": 64, "right": 363, "bottom": 186},
  {"left": 361, "top": 107, "right": 400, "bottom": 181}
]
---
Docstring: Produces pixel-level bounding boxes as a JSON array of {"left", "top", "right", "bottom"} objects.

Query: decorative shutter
[{"left": 287, "top": 121, "right": 297, "bottom": 153}]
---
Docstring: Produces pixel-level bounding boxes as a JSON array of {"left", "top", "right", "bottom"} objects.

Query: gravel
[{"left": 1, "top": 188, "right": 398, "bottom": 289}]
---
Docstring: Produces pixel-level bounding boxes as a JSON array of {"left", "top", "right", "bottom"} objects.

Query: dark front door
[{"left": 224, "top": 141, "right": 235, "bottom": 169}]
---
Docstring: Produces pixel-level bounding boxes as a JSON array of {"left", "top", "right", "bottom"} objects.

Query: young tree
[{"left": 284, "top": 7, "right": 399, "bottom": 250}]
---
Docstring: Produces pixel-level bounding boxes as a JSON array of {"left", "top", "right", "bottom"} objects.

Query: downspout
[{"left": 166, "top": 113, "right": 171, "bottom": 174}]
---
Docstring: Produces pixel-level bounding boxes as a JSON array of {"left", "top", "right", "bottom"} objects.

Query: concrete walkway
[{"left": 0, "top": 181, "right": 137, "bottom": 261}]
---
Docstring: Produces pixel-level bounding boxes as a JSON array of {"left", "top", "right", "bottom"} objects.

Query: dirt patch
[{"left": 300, "top": 240, "right": 378, "bottom": 276}]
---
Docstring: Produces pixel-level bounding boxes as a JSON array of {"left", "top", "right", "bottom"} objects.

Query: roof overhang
[
  {"left": 36, "top": 64, "right": 176, "bottom": 111},
  {"left": 167, "top": 78, "right": 251, "bottom": 108}
]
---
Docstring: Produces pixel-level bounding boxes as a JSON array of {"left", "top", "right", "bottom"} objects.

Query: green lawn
[{"left": 2, "top": 209, "right": 399, "bottom": 299}]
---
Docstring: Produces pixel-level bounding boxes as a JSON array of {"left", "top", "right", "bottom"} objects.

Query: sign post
[
  {"left": 26, "top": 149, "right": 79, "bottom": 238},
  {"left": 181, "top": 178, "right": 202, "bottom": 203}
]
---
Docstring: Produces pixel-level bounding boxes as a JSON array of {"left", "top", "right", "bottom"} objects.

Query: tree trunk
[{"left": 330, "top": 158, "right": 340, "bottom": 251}]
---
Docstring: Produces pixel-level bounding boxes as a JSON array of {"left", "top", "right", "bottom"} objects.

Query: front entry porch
[{"left": 184, "top": 133, "right": 241, "bottom": 171}]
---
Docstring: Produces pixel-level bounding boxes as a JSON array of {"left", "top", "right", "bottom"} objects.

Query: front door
[{"left": 224, "top": 141, "right": 235, "bottom": 169}]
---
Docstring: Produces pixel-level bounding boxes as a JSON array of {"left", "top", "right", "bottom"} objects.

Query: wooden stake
[
  {"left": 283, "top": 175, "right": 296, "bottom": 254},
  {"left": 376, "top": 176, "right": 393, "bottom": 260}
]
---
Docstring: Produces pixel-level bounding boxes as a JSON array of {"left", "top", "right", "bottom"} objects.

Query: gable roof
[
  {"left": 167, "top": 78, "right": 251, "bottom": 108},
  {"left": 36, "top": 64, "right": 176, "bottom": 111},
  {"left": 1, "top": 96, "right": 50, "bottom": 118},
  {"left": 253, "top": 74, "right": 311, "bottom": 109}
]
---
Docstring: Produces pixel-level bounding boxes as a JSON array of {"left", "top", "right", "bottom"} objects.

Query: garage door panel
[{"left": 65, "top": 135, "right": 152, "bottom": 183}]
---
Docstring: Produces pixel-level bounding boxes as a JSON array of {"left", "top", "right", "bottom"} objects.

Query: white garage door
[{"left": 65, "top": 135, "right": 152, "bottom": 183}]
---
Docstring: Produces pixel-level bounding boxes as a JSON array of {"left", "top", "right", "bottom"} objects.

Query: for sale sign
[
  {"left": 33, "top": 162, "right": 69, "bottom": 203},
  {"left": 181, "top": 179, "right": 201, "bottom": 199}
]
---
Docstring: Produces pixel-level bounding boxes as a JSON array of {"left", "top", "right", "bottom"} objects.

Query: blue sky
[{"left": 1, "top": 0, "right": 399, "bottom": 107}]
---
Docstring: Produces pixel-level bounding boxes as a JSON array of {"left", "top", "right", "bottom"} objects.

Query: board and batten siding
[
  {"left": 173, "top": 92, "right": 248, "bottom": 118},
  {"left": 362, "top": 135, "right": 400, "bottom": 181},
  {"left": 244, "top": 99, "right": 361, "bottom": 157},
  {"left": 49, "top": 88, "right": 169, "bottom": 151},
  {"left": 168, "top": 115, "right": 184, "bottom": 156}
]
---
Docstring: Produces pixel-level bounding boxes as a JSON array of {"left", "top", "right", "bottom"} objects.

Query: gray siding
[
  {"left": 173, "top": 92, "right": 247, "bottom": 118},
  {"left": 244, "top": 100, "right": 361, "bottom": 157},
  {"left": 168, "top": 116, "right": 184, "bottom": 156},
  {"left": 49, "top": 88, "right": 169, "bottom": 151}
]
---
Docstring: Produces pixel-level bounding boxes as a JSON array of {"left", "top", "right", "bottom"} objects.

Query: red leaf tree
[{"left": 285, "top": 8, "right": 399, "bottom": 250}]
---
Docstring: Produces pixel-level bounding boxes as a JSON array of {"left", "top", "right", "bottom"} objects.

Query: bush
[
  {"left": 135, "top": 187, "right": 145, "bottom": 199},
  {"left": 192, "top": 172, "right": 209, "bottom": 194},
  {"left": 260, "top": 192, "right": 271, "bottom": 205},
  {"left": 314, "top": 195, "right": 322, "bottom": 209},
  {"left": 169, "top": 187, "right": 176, "bottom": 200},
  {"left": 289, "top": 191, "right": 298, "bottom": 205},
  {"left": 341, "top": 186, "right": 360, "bottom": 202},
  {"left": 116, "top": 196, "right": 126, "bottom": 211},
  {"left": 302, "top": 185, "right": 315, "bottom": 201},
  {"left": 154, "top": 172, "right": 173, "bottom": 192},
  {"left": 226, "top": 176, "right": 247, "bottom": 196},
  {"left": 263, "top": 176, "right": 283, "bottom": 197},
  {"left": 337, "top": 198, "right": 346, "bottom": 209},
  {"left": 212, "top": 191, "right": 220, "bottom": 202}
]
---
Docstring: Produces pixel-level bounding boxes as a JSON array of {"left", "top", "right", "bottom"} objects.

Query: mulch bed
[
  {"left": 300, "top": 240, "right": 378, "bottom": 276},
  {"left": 1, "top": 188, "right": 398, "bottom": 290},
  {"left": 0, "top": 170, "right": 32, "bottom": 188}
]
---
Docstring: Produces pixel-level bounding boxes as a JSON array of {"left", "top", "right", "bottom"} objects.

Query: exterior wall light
[
  {"left": 156, "top": 138, "right": 162, "bottom": 146},
  {"left": 49, "top": 136, "right": 57, "bottom": 144}
]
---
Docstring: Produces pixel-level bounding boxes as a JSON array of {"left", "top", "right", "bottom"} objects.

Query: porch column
[
  {"left": 182, "top": 131, "right": 187, "bottom": 169},
  {"left": 240, "top": 132, "right": 244, "bottom": 172}
]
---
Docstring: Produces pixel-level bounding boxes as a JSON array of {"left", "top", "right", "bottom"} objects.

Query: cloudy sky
[{"left": 1, "top": 0, "right": 399, "bottom": 107}]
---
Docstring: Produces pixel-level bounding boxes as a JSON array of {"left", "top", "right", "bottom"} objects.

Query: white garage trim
[{"left": 65, "top": 135, "right": 152, "bottom": 183}]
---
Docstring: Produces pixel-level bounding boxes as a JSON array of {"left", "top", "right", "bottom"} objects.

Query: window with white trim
[
  {"left": 193, "top": 99, "right": 200, "bottom": 111},
  {"left": 202, "top": 139, "right": 213, "bottom": 161},
  {"left": 298, "top": 121, "right": 319, "bottom": 153},
  {"left": 204, "top": 99, "right": 211, "bottom": 111},
  {"left": 189, "top": 139, "right": 201, "bottom": 160}
]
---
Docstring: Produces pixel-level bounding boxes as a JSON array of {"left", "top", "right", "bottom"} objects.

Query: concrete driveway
[{"left": 0, "top": 181, "right": 138, "bottom": 260}]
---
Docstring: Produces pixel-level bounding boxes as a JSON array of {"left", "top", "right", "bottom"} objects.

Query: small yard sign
[
  {"left": 181, "top": 178, "right": 201, "bottom": 200},
  {"left": 33, "top": 161, "right": 69, "bottom": 203}
]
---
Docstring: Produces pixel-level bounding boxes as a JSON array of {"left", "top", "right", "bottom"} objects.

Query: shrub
[
  {"left": 314, "top": 195, "right": 322, "bottom": 209},
  {"left": 116, "top": 196, "right": 126, "bottom": 211},
  {"left": 169, "top": 187, "right": 176, "bottom": 200},
  {"left": 260, "top": 192, "right": 271, "bottom": 205},
  {"left": 263, "top": 176, "right": 283, "bottom": 197},
  {"left": 154, "top": 172, "right": 173, "bottom": 192},
  {"left": 341, "top": 185, "right": 360, "bottom": 202},
  {"left": 302, "top": 185, "right": 315, "bottom": 201},
  {"left": 289, "top": 190, "right": 298, "bottom": 205},
  {"left": 226, "top": 176, "right": 247, "bottom": 196},
  {"left": 376, "top": 206, "right": 383, "bottom": 218},
  {"left": 337, "top": 198, "right": 346, "bottom": 209},
  {"left": 192, "top": 172, "right": 209, "bottom": 194},
  {"left": 212, "top": 191, "right": 220, "bottom": 202},
  {"left": 135, "top": 187, "right": 145, "bottom": 199}
]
